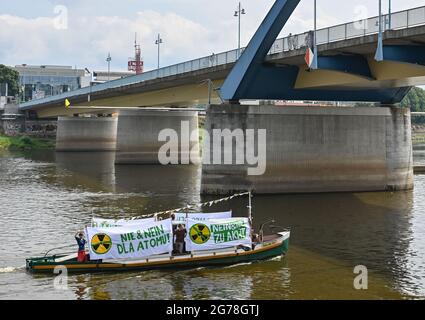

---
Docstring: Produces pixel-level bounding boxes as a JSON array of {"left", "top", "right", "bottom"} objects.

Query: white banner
[
  {"left": 92, "top": 217, "right": 156, "bottom": 228},
  {"left": 185, "top": 218, "right": 251, "bottom": 252},
  {"left": 86, "top": 219, "right": 173, "bottom": 260},
  {"left": 174, "top": 211, "right": 232, "bottom": 224}
]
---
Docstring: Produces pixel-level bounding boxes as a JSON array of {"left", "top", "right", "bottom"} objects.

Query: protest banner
[
  {"left": 87, "top": 219, "right": 173, "bottom": 260},
  {"left": 185, "top": 218, "right": 251, "bottom": 251}
]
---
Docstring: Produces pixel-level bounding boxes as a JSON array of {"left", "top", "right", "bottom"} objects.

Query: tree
[
  {"left": 401, "top": 87, "right": 425, "bottom": 112},
  {"left": 0, "top": 64, "right": 20, "bottom": 97},
  {"left": 401, "top": 87, "right": 425, "bottom": 124}
]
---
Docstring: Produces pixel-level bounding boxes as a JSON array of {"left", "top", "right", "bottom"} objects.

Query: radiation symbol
[
  {"left": 91, "top": 233, "right": 112, "bottom": 255},
  {"left": 189, "top": 224, "right": 211, "bottom": 244}
]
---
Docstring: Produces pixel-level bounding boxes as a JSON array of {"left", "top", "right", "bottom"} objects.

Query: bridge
[
  {"left": 19, "top": 4, "right": 425, "bottom": 118},
  {"left": 16, "top": 0, "right": 425, "bottom": 195}
]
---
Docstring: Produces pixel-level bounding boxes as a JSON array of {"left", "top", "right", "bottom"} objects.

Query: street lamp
[
  {"left": 375, "top": 0, "right": 384, "bottom": 61},
  {"left": 155, "top": 34, "right": 163, "bottom": 72},
  {"left": 234, "top": 2, "right": 246, "bottom": 59},
  {"left": 106, "top": 53, "right": 112, "bottom": 81},
  {"left": 311, "top": 0, "right": 318, "bottom": 69},
  {"left": 375, "top": 0, "right": 392, "bottom": 61}
]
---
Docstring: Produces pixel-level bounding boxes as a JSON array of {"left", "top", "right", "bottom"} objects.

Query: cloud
[
  {"left": 0, "top": 15, "right": 56, "bottom": 63},
  {"left": 0, "top": 9, "right": 217, "bottom": 71},
  {"left": 0, "top": 0, "right": 423, "bottom": 71}
]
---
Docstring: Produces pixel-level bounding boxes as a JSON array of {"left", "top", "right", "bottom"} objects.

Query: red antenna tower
[{"left": 128, "top": 33, "right": 144, "bottom": 74}]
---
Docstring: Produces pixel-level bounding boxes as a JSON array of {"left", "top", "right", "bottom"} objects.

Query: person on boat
[
  {"left": 174, "top": 224, "right": 187, "bottom": 254},
  {"left": 75, "top": 231, "right": 87, "bottom": 262},
  {"left": 251, "top": 233, "right": 260, "bottom": 250}
]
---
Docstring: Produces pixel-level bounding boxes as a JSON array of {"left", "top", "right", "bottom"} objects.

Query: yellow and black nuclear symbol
[
  {"left": 91, "top": 233, "right": 112, "bottom": 254},
  {"left": 189, "top": 224, "right": 211, "bottom": 244}
]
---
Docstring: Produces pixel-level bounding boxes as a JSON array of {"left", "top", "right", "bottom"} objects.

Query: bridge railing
[
  {"left": 268, "top": 6, "right": 425, "bottom": 53},
  {"left": 20, "top": 5, "right": 425, "bottom": 108},
  {"left": 156, "top": 5, "right": 425, "bottom": 77}
]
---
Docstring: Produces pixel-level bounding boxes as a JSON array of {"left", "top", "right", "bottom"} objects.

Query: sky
[{"left": 0, "top": 0, "right": 423, "bottom": 72}]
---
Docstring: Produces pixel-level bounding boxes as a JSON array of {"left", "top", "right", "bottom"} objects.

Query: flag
[
  {"left": 65, "top": 99, "right": 71, "bottom": 108},
  {"left": 305, "top": 47, "right": 314, "bottom": 68}
]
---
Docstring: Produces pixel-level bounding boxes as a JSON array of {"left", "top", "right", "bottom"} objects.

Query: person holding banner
[{"left": 75, "top": 231, "right": 87, "bottom": 262}]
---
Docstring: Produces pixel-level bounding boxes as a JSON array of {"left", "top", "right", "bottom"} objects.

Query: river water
[{"left": 0, "top": 149, "right": 425, "bottom": 300}]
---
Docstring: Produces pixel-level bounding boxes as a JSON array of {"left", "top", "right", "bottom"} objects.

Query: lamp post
[
  {"left": 202, "top": 79, "right": 214, "bottom": 105},
  {"left": 375, "top": 0, "right": 384, "bottom": 61},
  {"left": 106, "top": 53, "right": 112, "bottom": 81},
  {"left": 311, "top": 0, "right": 318, "bottom": 69},
  {"left": 234, "top": 2, "right": 246, "bottom": 59},
  {"left": 155, "top": 34, "right": 163, "bottom": 73},
  {"left": 388, "top": 0, "right": 392, "bottom": 30}
]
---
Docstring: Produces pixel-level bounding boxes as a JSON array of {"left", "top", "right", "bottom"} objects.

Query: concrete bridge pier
[
  {"left": 56, "top": 116, "right": 118, "bottom": 151},
  {"left": 201, "top": 104, "right": 414, "bottom": 195},
  {"left": 382, "top": 105, "right": 414, "bottom": 189},
  {"left": 115, "top": 109, "right": 200, "bottom": 165}
]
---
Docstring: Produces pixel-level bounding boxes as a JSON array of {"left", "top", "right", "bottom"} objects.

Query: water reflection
[
  {"left": 395, "top": 184, "right": 425, "bottom": 297},
  {"left": 55, "top": 152, "right": 117, "bottom": 192},
  {"left": 74, "top": 269, "right": 256, "bottom": 300},
  {"left": 102, "top": 272, "right": 176, "bottom": 300},
  {"left": 180, "top": 270, "right": 253, "bottom": 300},
  {"left": 114, "top": 164, "right": 201, "bottom": 213},
  {"left": 413, "top": 144, "right": 425, "bottom": 165}
]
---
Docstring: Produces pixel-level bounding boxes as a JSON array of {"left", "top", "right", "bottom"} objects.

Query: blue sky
[{"left": 0, "top": 0, "right": 423, "bottom": 72}]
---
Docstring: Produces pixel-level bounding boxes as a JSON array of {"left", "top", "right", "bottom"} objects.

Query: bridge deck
[{"left": 19, "top": 5, "right": 425, "bottom": 116}]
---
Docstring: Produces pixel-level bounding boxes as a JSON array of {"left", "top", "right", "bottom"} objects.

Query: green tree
[
  {"left": 401, "top": 87, "right": 425, "bottom": 112},
  {"left": 402, "top": 87, "right": 425, "bottom": 124},
  {"left": 0, "top": 64, "right": 20, "bottom": 97}
]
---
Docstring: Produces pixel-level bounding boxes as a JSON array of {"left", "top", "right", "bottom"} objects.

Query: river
[{"left": 0, "top": 149, "right": 424, "bottom": 300}]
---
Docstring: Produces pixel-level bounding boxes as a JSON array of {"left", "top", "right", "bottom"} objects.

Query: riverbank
[
  {"left": 411, "top": 125, "right": 425, "bottom": 145},
  {"left": 0, "top": 135, "right": 55, "bottom": 151}
]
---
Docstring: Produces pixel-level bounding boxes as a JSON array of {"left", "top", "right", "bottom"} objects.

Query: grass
[{"left": 0, "top": 135, "right": 55, "bottom": 151}]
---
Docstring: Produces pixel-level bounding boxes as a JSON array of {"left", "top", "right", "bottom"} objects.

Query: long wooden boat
[{"left": 26, "top": 231, "right": 290, "bottom": 274}]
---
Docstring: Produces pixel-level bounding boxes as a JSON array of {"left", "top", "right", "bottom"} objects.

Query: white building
[{"left": 12, "top": 65, "right": 92, "bottom": 102}]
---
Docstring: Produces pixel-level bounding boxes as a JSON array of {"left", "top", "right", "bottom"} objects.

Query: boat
[
  {"left": 26, "top": 232, "right": 290, "bottom": 274},
  {"left": 26, "top": 192, "right": 291, "bottom": 274}
]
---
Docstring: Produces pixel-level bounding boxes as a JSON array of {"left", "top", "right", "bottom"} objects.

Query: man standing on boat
[
  {"left": 75, "top": 231, "right": 87, "bottom": 262},
  {"left": 174, "top": 224, "right": 187, "bottom": 254}
]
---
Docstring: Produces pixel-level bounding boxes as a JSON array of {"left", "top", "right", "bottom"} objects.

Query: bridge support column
[
  {"left": 382, "top": 104, "right": 414, "bottom": 189},
  {"left": 115, "top": 109, "right": 200, "bottom": 165},
  {"left": 56, "top": 116, "right": 118, "bottom": 151},
  {"left": 201, "top": 104, "right": 413, "bottom": 194}
]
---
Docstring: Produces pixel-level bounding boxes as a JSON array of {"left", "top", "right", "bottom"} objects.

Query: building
[
  {"left": 0, "top": 95, "right": 9, "bottom": 114},
  {"left": 0, "top": 83, "right": 12, "bottom": 115},
  {"left": 92, "top": 70, "right": 135, "bottom": 84},
  {"left": 12, "top": 65, "right": 91, "bottom": 102}
]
